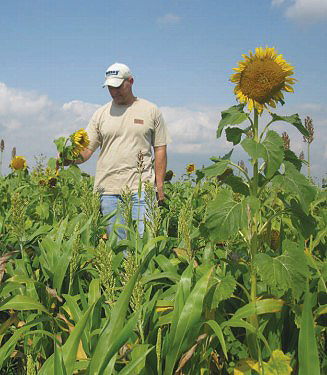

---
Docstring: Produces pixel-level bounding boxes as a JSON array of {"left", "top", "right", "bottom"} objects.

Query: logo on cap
[{"left": 106, "top": 70, "right": 120, "bottom": 76}]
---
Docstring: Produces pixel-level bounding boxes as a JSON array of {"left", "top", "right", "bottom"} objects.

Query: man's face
[{"left": 108, "top": 78, "right": 133, "bottom": 105}]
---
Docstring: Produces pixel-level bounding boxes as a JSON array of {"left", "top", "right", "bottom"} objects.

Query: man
[{"left": 76, "top": 62, "right": 169, "bottom": 237}]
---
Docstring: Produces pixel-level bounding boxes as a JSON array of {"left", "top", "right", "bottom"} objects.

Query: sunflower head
[
  {"left": 72, "top": 128, "right": 89, "bottom": 151},
  {"left": 231, "top": 47, "right": 296, "bottom": 113},
  {"left": 10, "top": 156, "right": 27, "bottom": 171},
  {"left": 186, "top": 163, "right": 196, "bottom": 174}
]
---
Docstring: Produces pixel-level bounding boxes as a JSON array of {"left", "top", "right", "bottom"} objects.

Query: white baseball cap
[{"left": 103, "top": 63, "right": 133, "bottom": 87}]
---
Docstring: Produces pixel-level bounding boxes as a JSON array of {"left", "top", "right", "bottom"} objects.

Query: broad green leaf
[
  {"left": 271, "top": 161, "right": 316, "bottom": 214},
  {"left": 289, "top": 198, "right": 316, "bottom": 239},
  {"left": 241, "top": 137, "right": 265, "bottom": 160},
  {"left": 224, "top": 175, "right": 250, "bottom": 196},
  {"left": 232, "top": 299, "right": 284, "bottom": 320},
  {"left": 298, "top": 288, "right": 320, "bottom": 375},
  {"left": 0, "top": 295, "right": 48, "bottom": 314},
  {"left": 261, "top": 130, "right": 284, "bottom": 178},
  {"left": 217, "top": 105, "right": 248, "bottom": 138},
  {"left": 202, "top": 189, "right": 247, "bottom": 243},
  {"left": 211, "top": 273, "right": 237, "bottom": 308},
  {"left": 36, "top": 202, "right": 50, "bottom": 220},
  {"left": 270, "top": 113, "right": 309, "bottom": 138},
  {"left": 54, "top": 345, "right": 68, "bottom": 375},
  {"left": 202, "top": 160, "right": 230, "bottom": 179},
  {"left": 284, "top": 149, "right": 302, "bottom": 171},
  {"left": 262, "top": 349, "right": 292, "bottom": 375},
  {"left": 167, "top": 263, "right": 194, "bottom": 353},
  {"left": 241, "top": 130, "right": 284, "bottom": 179},
  {"left": 225, "top": 127, "right": 244, "bottom": 145},
  {"left": 254, "top": 240, "right": 309, "bottom": 299},
  {"left": 54, "top": 136, "right": 66, "bottom": 153},
  {"left": 164, "top": 267, "right": 212, "bottom": 375}
]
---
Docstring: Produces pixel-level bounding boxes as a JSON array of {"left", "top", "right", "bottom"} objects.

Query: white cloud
[
  {"left": 272, "top": 0, "right": 327, "bottom": 22},
  {"left": 161, "top": 106, "right": 229, "bottom": 154},
  {"left": 157, "top": 13, "right": 181, "bottom": 26}
]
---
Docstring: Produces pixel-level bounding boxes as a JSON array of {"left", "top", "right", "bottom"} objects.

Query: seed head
[
  {"left": 282, "top": 131, "right": 290, "bottom": 150},
  {"left": 303, "top": 116, "right": 314, "bottom": 144}
]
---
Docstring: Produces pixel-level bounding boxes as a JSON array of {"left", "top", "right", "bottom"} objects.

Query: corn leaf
[{"left": 298, "top": 288, "right": 320, "bottom": 375}]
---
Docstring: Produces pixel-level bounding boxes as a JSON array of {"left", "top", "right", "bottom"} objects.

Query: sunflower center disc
[{"left": 240, "top": 59, "right": 286, "bottom": 104}]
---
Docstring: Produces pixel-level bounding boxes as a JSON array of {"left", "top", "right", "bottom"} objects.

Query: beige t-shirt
[{"left": 86, "top": 98, "right": 169, "bottom": 194}]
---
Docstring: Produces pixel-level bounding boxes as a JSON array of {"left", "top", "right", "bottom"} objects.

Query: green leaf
[
  {"left": 217, "top": 105, "right": 248, "bottom": 138},
  {"left": 261, "top": 130, "right": 284, "bottom": 178},
  {"left": 270, "top": 113, "right": 309, "bottom": 138},
  {"left": 289, "top": 198, "right": 316, "bottom": 239},
  {"left": 298, "top": 288, "right": 320, "bottom": 375},
  {"left": 241, "top": 137, "right": 265, "bottom": 160},
  {"left": 225, "top": 127, "right": 244, "bottom": 145},
  {"left": 39, "top": 303, "right": 94, "bottom": 375},
  {"left": 202, "top": 189, "right": 247, "bottom": 243},
  {"left": 119, "top": 346, "right": 154, "bottom": 375},
  {"left": 254, "top": 240, "right": 309, "bottom": 299},
  {"left": 271, "top": 161, "right": 316, "bottom": 214},
  {"left": 54, "top": 136, "right": 67, "bottom": 153},
  {"left": 284, "top": 149, "right": 302, "bottom": 171},
  {"left": 164, "top": 267, "right": 213, "bottom": 375},
  {"left": 204, "top": 320, "right": 228, "bottom": 359},
  {"left": 0, "top": 295, "right": 48, "bottom": 314},
  {"left": 87, "top": 250, "right": 156, "bottom": 375},
  {"left": 263, "top": 349, "right": 292, "bottom": 375},
  {"left": 211, "top": 274, "right": 237, "bottom": 308},
  {"left": 224, "top": 175, "right": 250, "bottom": 196},
  {"left": 36, "top": 202, "right": 50, "bottom": 220},
  {"left": 241, "top": 130, "right": 284, "bottom": 179},
  {"left": 232, "top": 299, "right": 284, "bottom": 320},
  {"left": 202, "top": 160, "right": 230, "bottom": 179}
]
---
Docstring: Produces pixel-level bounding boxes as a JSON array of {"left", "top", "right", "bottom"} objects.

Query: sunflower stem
[{"left": 247, "top": 108, "right": 260, "bottom": 359}]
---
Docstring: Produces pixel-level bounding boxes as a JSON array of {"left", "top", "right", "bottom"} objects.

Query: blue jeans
[{"left": 100, "top": 192, "right": 146, "bottom": 239}]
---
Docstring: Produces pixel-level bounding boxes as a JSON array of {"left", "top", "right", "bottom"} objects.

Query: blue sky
[{"left": 1, "top": 0, "right": 327, "bottom": 182}]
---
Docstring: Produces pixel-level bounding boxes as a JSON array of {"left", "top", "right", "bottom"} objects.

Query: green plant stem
[
  {"left": 248, "top": 108, "right": 260, "bottom": 359},
  {"left": 307, "top": 141, "right": 311, "bottom": 179}
]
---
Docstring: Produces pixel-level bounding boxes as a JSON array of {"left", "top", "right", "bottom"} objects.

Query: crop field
[{"left": 0, "top": 47, "right": 326, "bottom": 374}]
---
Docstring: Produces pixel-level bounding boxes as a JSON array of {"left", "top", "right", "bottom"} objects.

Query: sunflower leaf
[
  {"left": 225, "top": 127, "right": 244, "bottom": 145},
  {"left": 254, "top": 240, "right": 309, "bottom": 300},
  {"left": 217, "top": 105, "right": 248, "bottom": 138},
  {"left": 202, "top": 160, "right": 230, "bottom": 178},
  {"left": 53, "top": 136, "right": 66, "bottom": 153},
  {"left": 271, "top": 161, "right": 316, "bottom": 214},
  {"left": 201, "top": 189, "right": 247, "bottom": 242},
  {"left": 270, "top": 113, "right": 309, "bottom": 138}
]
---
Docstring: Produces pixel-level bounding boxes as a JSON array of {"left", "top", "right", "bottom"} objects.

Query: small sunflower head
[
  {"left": 48, "top": 177, "right": 58, "bottom": 187},
  {"left": 186, "top": 163, "right": 196, "bottom": 174},
  {"left": 231, "top": 47, "right": 296, "bottom": 113},
  {"left": 72, "top": 128, "right": 89, "bottom": 151},
  {"left": 10, "top": 156, "right": 27, "bottom": 171}
]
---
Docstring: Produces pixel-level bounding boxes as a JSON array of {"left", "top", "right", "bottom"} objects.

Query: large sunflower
[
  {"left": 231, "top": 47, "right": 296, "bottom": 113},
  {"left": 73, "top": 128, "right": 89, "bottom": 151},
  {"left": 10, "top": 156, "right": 27, "bottom": 171}
]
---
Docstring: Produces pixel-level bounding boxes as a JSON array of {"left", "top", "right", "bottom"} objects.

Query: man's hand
[{"left": 157, "top": 186, "right": 165, "bottom": 202}]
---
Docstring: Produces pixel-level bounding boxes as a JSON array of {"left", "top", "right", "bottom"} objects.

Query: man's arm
[
  {"left": 75, "top": 148, "right": 94, "bottom": 164},
  {"left": 57, "top": 148, "right": 94, "bottom": 167},
  {"left": 154, "top": 145, "right": 167, "bottom": 201}
]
